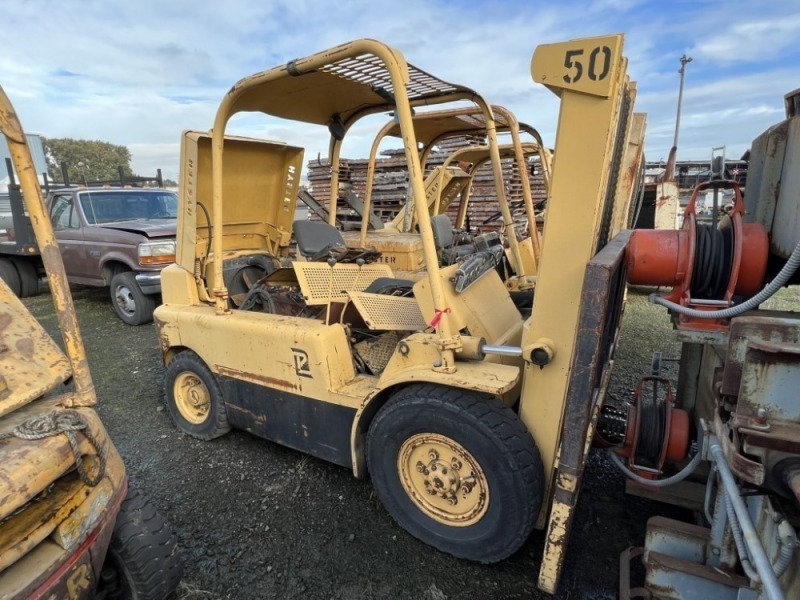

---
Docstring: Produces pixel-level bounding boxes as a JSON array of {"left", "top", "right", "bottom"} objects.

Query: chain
[{"left": 0, "top": 410, "right": 107, "bottom": 486}]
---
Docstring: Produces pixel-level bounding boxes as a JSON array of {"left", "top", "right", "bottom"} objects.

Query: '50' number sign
[{"left": 563, "top": 46, "right": 612, "bottom": 84}]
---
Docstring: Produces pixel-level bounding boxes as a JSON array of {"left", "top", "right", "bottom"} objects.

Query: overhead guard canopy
[
  {"left": 222, "top": 39, "right": 478, "bottom": 126},
  {"left": 379, "top": 106, "right": 535, "bottom": 145},
  {"left": 444, "top": 142, "right": 541, "bottom": 167}
]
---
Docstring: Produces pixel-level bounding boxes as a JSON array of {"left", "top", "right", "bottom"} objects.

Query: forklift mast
[{"left": 519, "top": 34, "right": 646, "bottom": 592}]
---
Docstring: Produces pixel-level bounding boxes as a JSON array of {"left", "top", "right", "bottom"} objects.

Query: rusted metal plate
[
  {"left": 764, "top": 116, "right": 800, "bottom": 258},
  {"left": 644, "top": 550, "right": 746, "bottom": 599},
  {"left": 537, "top": 229, "right": 631, "bottom": 592},
  {"left": 744, "top": 119, "right": 787, "bottom": 235},
  {"left": 0, "top": 281, "right": 72, "bottom": 418},
  {"left": 0, "top": 474, "right": 87, "bottom": 571},
  {"left": 738, "top": 339, "right": 800, "bottom": 425},
  {"left": 0, "top": 479, "right": 124, "bottom": 599},
  {"left": 721, "top": 315, "right": 800, "bottom": 396}
]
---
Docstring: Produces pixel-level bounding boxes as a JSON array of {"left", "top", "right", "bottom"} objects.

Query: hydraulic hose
[
  {"left": 774, "top": 520, "right": 798, "bottom": 578},
  {"left": 723, "top": 485, "right": 761, "bottom": 582},
  {"left": 608, "top": 445, "right": 702, "bottom": 488},
  {"left": 704, "top": 464, "right": 716, "bottom": 524},
  {"left": 650, "top": 237, "right": 800, "bottom": 318},
  {"left": 709, "top": 436, "right": 784, "bottom": 600}
]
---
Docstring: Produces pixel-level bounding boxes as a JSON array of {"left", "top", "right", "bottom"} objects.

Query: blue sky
[{"left": 2, "top": 0, "right": 799, "bottom": 181}]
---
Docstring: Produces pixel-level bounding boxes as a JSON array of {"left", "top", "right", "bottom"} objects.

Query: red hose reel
[
  {"left": 597, "top": 377, "right": 690, "bottom": 479},
  {"left": 626, "top": 180, "right": 769, "bottom": 331}
]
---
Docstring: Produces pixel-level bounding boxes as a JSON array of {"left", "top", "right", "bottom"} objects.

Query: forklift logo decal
[{"left": 292, "top": 348, "right": 313, "bottom": 378}]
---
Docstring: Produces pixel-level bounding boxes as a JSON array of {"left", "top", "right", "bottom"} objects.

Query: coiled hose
[
  {"left": 650, "top": 237, "right": 800, "bottom": 318},
  {"left": 608, "top": 442, "right": 703, "bottom": 488}
]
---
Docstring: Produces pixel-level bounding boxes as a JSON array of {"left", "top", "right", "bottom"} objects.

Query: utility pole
[{"left": 672, "top": 54, "right": 693, "bottom": 149}]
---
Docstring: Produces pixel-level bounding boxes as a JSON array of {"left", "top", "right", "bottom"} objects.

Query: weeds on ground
[{"left": 175, "top": 581, "right": 217, "bottom": 599}]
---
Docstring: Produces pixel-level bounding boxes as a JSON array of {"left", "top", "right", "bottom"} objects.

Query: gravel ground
[{"left": 24, "top": 285, "right": 690, "bottom": 600}]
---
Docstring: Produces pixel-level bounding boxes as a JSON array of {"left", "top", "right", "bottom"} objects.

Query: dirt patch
[{"left": 24, "top": 286, "right": 686, "bottom": 599}]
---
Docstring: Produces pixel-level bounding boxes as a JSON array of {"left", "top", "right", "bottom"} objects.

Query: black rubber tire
[
  {"left": 110, "top": 272, "right": 156, "bottom": 326},
  {"left": 367, "top": 383, "right": 543, "bottom": 563},
  {"left": 106, "top": 487, "right": 183, "bottom": 600},
  {"left": 0, "top": 257, "right": 22, "bottom": 297},
  {"left": 164, "top": 350, "right": 231, "bottom": 440},
  {"left": 14, "top": 258, "right": 40, "bottom": 298}
]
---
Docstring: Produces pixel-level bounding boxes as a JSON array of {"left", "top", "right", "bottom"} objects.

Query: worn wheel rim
[
  {"left": 397, "top": 433, "right": 489, "bottom": 526},
  {"left": 114, "top": 284, "right": 136, "bottom": 317},
  {"left": 173, "top": 372, "right": 211, "bottom": 424}
]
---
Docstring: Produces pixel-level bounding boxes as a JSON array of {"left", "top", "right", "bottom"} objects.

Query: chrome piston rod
[{"left": 480, "top": 344, "right": 523, "bottom": 357}]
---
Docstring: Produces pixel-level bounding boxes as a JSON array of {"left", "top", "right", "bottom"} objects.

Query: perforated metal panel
[
  {"left": 321, "top": 55, "right": 460, "bottom": 101},
  {"left": 348, "top": 292, "right": 428, "bottom": 331},
  {"left": 293, "top": 262, "right": 393, "bottom": 305}
]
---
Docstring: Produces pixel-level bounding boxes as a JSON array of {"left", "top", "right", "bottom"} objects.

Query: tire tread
[
  {"left": 165, "top": 350, "right": 230, "bottom": 440},
  {"left": 367, "top": 383, "right": 543, "bottom": 563},
  {"left": 109, "top": 487, "right": 183, "bottom": 600}
]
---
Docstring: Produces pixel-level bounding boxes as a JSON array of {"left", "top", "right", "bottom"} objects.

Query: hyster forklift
[
  {"left": 155, "top": 34, "right": 643, "bottom": 592},
  {"left": 340, "top": 104, "right": 552, "bottom": 286},
  {"left": 0, "top": 87, "right": 183, "bottom": 597}
]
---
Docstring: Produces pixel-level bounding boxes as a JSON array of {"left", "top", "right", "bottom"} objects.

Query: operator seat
[
  {"left": 294, "top": 220, "right": 347, "bottom": 261},
  {"left": 430, "top": 214, "right": 476, "bottom": 265}
]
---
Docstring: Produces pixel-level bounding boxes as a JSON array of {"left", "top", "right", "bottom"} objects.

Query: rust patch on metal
[
  {"left": 153, "top": 318, "right": 171, "bottom": 358},
  {"left": 230, "top": 405, "right": 267, "bottom": 425},
  {"left": 216, "top": 365, "right": 299, "bottom": 392},
  {"left": 645, "top": 550, "right": 748, "bottom": 589},
  {"left": 15, "top": 337, "right": 34, "bottom": 361},
  {"left": 743, "top": 433, "right": 800, "bottom": 454}
]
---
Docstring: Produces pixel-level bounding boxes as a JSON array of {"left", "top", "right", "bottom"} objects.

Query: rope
[
  {"left": 0, "top": 410, "right": 106, "bottom": 486},
  {"left": 429, "top": 307, "right": 451, "bottom": 328}
]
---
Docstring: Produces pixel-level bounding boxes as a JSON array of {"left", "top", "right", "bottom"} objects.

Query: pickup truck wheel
[
  {"left": 0, "top": 258, "right": 21, "bottom": 296},
  {"left": 366, "top": 384, "right": 543, "bottom": 563},
  {"left": 101, "top": 487, "right": 183, "bottom": 600},
  {"left": 14, "top": 259, "right": 40, "bottom": 298},
  {"left": 111, "top": 272, "right": 155, "bottom": 326},
  {"left": 165, "top": 350, "right": 231, "bottom": 440}
]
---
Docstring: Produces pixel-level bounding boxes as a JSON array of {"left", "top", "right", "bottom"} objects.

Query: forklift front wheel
[
  {"left": 165, "top": 351, "right": 231, "bottom": 440},
  {"left": 367, "top": 384, "right": 543, "bottom": 563}
]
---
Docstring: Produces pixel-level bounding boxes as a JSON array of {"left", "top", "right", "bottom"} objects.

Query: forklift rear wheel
[
  {"left": 111, "top": 272, "right": 155, "bottom": 326},
  {"left": 367, "top": 384, "right": 543, "bottom": 563},
  {"left": 165, "top": 351, "right": 230, "bottom": 440}
]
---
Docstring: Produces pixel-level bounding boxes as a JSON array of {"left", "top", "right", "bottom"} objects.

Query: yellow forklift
[
  {"left": 155, "top": 34, "right": 642, "bottom": 592},
  {"left": 0, "top": 86, "right": 182, "bottom": 598},
  {"left": 342, "top": 104, "right": 551, "bottom": 286}
]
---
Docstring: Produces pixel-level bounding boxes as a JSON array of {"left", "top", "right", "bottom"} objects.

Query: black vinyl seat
[
  {"left": 364, "top": 276, "right": 415, "bottom": 296},
  {"left": 430, "top": 214, "right": 476, "bottom": 265},
  {"left": 294, "top": 220, "right": 346, "bottom": 261}
]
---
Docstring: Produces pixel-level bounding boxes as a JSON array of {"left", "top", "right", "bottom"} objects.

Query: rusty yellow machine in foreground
[
  {"left": 155, "top": 34, "right": 642, "bottom": 592},
  {"left": 0, "top": 86, "right": 183, "bottom": 599}
]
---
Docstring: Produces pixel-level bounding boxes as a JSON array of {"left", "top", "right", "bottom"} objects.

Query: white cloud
[
  {"left": 1, "top": 0, "right": 797, "bottom": 179},
  {"left": 691, "top": 14, "right": 800, "bottom": 63}
]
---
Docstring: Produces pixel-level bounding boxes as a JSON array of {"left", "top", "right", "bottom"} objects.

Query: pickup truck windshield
[{"left": 78, "top": 190, "right": 178, "bottom": 224}]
